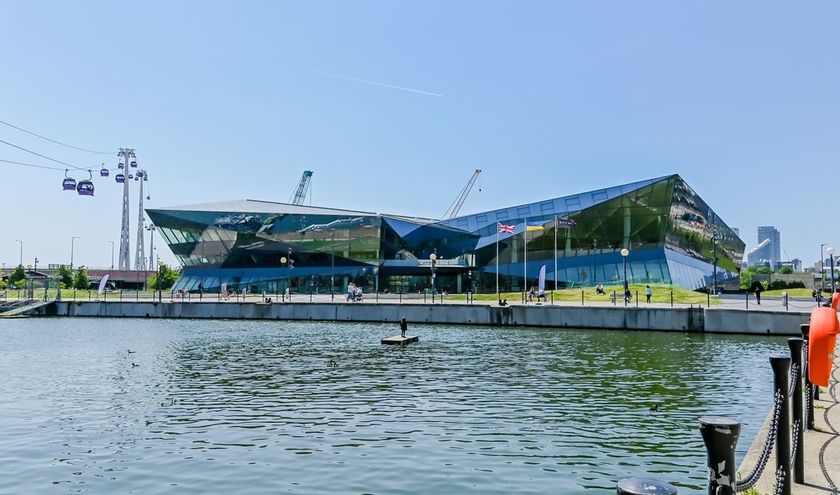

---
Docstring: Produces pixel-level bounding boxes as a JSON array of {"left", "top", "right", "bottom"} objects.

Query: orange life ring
[{"left": 808, "top": 306, "right": 839, "bottom": 387}]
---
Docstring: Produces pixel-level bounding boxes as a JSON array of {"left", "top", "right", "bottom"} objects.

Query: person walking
[
  {"left": 645, "top": 285, "right": 652, "bottom": 303},
  {"left": 400, "top": 317, "right": 408, "bottom": 337}
]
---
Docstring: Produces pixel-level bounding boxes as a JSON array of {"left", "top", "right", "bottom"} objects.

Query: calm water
[{"left": 0, "top": 318, "right": 787, "bottom": 494}]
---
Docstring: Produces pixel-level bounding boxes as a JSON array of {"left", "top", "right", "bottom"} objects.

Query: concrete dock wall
[{"left": 41, "top": 301, "right": 811, "bottom": 335}]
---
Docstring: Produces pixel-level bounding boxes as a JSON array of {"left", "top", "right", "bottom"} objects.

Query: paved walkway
[{"left": 739, "top": 353, "right": 840, "bottom": 494}]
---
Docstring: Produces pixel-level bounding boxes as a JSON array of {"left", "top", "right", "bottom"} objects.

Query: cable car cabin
[
  {"left": 62, "top": 177, "right": 77, "bottom": 190},
  {"left": 143, "top": 175, "right": 148, "bottom": 181},
  {"left": 100, "top": 167, "right": 109, "bottom": 177},
  {"left": 128, "top": 173, "right": 134, "bottom": 180},
  {"left": 76, "top": 180, "right": 94, "bottom": 196},
  {"left": 115, "top": 173, "right": 126, "bottom": 183},
  {"left": 130, "top": 160, "right": 137, "bottom": 168},
  {"left": 136, "top": 171, "right": 144, "bottom": 178},
  {"left": 118, "top": 162, "right": 124, "bottom": 169}
]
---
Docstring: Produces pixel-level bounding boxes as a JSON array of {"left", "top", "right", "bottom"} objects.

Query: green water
[{"left": 0, "top": 318, "right": 785, "bottom": 494}]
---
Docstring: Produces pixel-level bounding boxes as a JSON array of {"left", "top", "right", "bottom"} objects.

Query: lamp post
[
  {"left": 828, "top": 247, "right": 836, "bottom": 294},
  {"left": 281, "top": 256, "right": 288, "bottom": 299},
  {"left": 15, "top": 239, "right": 22, "bottom": 267},
  {"left": 71, "top": 236, "right": 80, "bottom": 271},
  {"left": 621, "top": 248, "right": 629, "bottom": 306},
  {"left": 820, "top": 243, "right": 827, "bottom": 292},
  {"left": 109, "top": 241, "right": 115, "bottom": 271},
  {"left": 330, "top": 232, "right": 335, "bottom": 302},
  {"left": 200, "top": 239, "right": 205, "bottom": 300},
  {"left": 712, "top": 228, "right": 718, "bottom": 295},
  {"left": 430, "top": 253, "right": 437, "bottom": 303},
  {"left": 157, "top": 259, "right": 164, "bottom": 303}
]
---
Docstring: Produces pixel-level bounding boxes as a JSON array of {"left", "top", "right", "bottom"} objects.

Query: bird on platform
[{"left": 649, "top": 404, "right": 659, "bottom": 412}]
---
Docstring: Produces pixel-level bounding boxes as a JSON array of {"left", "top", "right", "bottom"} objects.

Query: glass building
[{"left": 147, "top": 174, "right": 744, "bottom": 295}]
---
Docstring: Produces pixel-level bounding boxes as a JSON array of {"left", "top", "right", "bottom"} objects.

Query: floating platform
[{"left": 381, "top": 335, "right": 419, "bottom": 345}]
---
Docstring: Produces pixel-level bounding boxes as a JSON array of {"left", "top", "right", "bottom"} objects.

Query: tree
[
  {"left": 8, "top": 265, "right": 26, "bottom": 288},
  {"left": 57, "top": 265, "right": 73, "bottom": 288},
  {"left": 148, "top": 264, "right": 181, "bottom": 291},
  {"left": 73, "top": 267, "right": 91, "bottom": 289},
  {"left": 779, "top": 266, "right": 794, "bottom": 274}
]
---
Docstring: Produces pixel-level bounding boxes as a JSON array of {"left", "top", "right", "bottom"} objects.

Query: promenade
[{"left": 739, "top": 365, "right": 840, "bottom": 495}]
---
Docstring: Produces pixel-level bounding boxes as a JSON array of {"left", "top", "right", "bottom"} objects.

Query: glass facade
[{"left": 147, "top": 175, "right": 744, "bottom": 295}]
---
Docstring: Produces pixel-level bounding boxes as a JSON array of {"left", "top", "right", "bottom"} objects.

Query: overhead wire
[
  {"left": 0, "top": 119, "right": 112, "bottom": 154},
  {"left": 0, "top": 158, "right": 65, "bottom": 171},
  {"left": 0, "top": 138, "right": 90, "bottom": 171}
]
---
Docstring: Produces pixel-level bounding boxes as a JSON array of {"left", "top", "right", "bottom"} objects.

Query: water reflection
[{"left": 0, "top": 319, "right": 784, "bottom": 494}]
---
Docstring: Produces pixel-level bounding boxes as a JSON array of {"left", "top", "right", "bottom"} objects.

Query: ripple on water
[{"left": 0, "top": 318, "right": 783, "bottom": 494}]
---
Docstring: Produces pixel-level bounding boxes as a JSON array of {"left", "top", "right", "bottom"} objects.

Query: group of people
[
  {"left": 346, "top": 283, "right": 363, "bottom": 302},
  {"left": 594, "top": 283, "right": 654, "bottom": 303},
  {"left": 527, "top": 286, "right": 547, "bottom": 302}
]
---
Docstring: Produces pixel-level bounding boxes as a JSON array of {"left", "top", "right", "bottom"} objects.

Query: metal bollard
[
  {"left": 616, "top": 478, "right": 677, "bottom": 495},
  {"left": 800, "top": 323, "right": 816, "bottom": 428},
  {"left": 700, "top": 416, "right": 740, "bottom": 495},
  {"left": 788, "top": 338, "right": 804, "bottom": 484},
  {"left": 770, "top": 354, "right": 791, "bottom": 495}
]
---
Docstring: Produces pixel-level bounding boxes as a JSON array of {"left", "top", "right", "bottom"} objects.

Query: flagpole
[
  {"left": 554, "top": 215, "right": 557, "bottom": 291},
  {"left": 496, "top": 222, "right": 500, "bottom": 299},
  {"left": 524, "top": 218, "right": 527, "bottom": 299}
]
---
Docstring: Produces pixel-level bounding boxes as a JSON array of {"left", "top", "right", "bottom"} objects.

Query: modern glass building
[{"left": 147, "top": 174, "right": 744, "bottom": 295}]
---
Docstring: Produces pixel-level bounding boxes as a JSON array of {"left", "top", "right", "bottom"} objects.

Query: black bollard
[
  {"left": 700, "top": 417, "right": 740, "bottom": 495},
  {"left": 787, "top": 338, "right": 804, "bottom": 484},
  {"left": 770, "top": 354, "right": 791, "bottom": 495},
  {"left": 800, "top": 323, "right": 815, "bottom": 429},
  {"left": 616, "top": 478, "right": 678, "bottom": 495}
]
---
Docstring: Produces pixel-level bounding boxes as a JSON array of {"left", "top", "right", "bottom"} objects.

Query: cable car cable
[
  {"left": 0, "top": 158, "right": 65, "bottom": 171},
  {"left": 0, "top": 119, "right": 112, "bottom": 154},
  {"left": 0, "top": 138, "right": 89, "bottom": 171}
]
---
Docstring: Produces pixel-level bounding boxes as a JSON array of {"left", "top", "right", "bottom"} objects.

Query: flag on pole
[
  {"left": 537, "top": 264, "right": 546, "bottom": 294},
  {"left": 498, "top": 223, "right": 515, "bottom": 233},
  {"left": 526, "top": 222, "right": 544, "bottom": 231},
  {"left": 555, "top": 218, "right": 577, "bottom": 228}
]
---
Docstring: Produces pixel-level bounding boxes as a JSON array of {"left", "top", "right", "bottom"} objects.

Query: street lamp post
[
  {"left": 157, "top": 259, "right": 164, "bottom": 303},
  {"left": 330, "top": 233, "right": 335, "bottom": 302},
  {"left": 281, "top": 256, "right": 288, "bottom": 301},
  {"left": 71, "top": 236, "right": 80, "bottom": 271},
  {"left": 828, "top": 247, "right": 836, "bottom": 294},
  {"left": 109, "top": 241, "right": 115, "bottom": 271},
  {"left": 200, "top": 240, "right": 205, "bottom": 301},
  {"left": 712, "top": 228, "right": 718, "bottom": 295},
  {"left": 820, "top": 243, "right": 827, "bottom": 292},
  {"left": 15, "top": 239, "right": 22, "bottom": 267},
  {"left": 621, "top": 248, "right": 629, "bottom": 306},
  {"left": 430, "top": 253, "right": 437, "bottom": 303}
]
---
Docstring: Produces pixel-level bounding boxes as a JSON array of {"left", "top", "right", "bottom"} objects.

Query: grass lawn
[{"left": 449, "top": 284, "right": 721, "bottom": 305}]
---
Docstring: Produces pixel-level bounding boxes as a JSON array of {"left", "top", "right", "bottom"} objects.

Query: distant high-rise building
[{"left": 748, "top": 226, "right": 781, "bottom": 268}]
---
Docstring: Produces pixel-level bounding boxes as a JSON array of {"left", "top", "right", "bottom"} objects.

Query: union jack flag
[{"left": 498, "top": 223, "right": 515, "bottom": 234}]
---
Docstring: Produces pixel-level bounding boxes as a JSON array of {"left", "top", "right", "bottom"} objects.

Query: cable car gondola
[
  {"left": 115, "top": 173, "right": 126, "bottom": 184},
  {"left": 118, "top": 162, "right": 124, "bottom": 169},
  {"left": 130, "top": 160, "right": 137, "bottom": 168},
  {"left": 143, "top": 174, "right": 148, "bottom": 181},
  {"left": 136, "top": 171, "right": 144, "bottom": 178},
  {"left": 128, "top": 173, "right": 134, "bottom": 180},
  {"left": 62, "top": 170, "right": 76, "bottom": 191},
  {"left": 99, "top": 164, "right": 109, "bottom": 177},
  {"left": 76, "top": 171, "right": 94, "bottom": 196}
]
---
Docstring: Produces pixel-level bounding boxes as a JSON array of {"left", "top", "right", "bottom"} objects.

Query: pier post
[
  {"left": 788, "top": 338, "right": 804, "bottom": 484},
  {"left": 800, "top": 324, "right": 815, "bottom": 429},
  {"left": 770, "top": 354, "right": 791, "bottom": 495},
  {"left": 699, "top": 416, "right": 740, "bottom": 495}
]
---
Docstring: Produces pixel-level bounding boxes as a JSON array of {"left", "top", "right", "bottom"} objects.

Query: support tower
[{"left": 117, "top": 148, "right": 134, "bottom": 270}]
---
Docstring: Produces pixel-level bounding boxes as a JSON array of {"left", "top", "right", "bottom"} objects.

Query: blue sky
[{"left": 1, "top": 1, "right": 838, "bottom": 270}]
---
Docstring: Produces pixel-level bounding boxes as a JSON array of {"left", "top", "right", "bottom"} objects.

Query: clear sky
[{"left": 1, "top": 1, "right": 838, "bottom": 271}]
